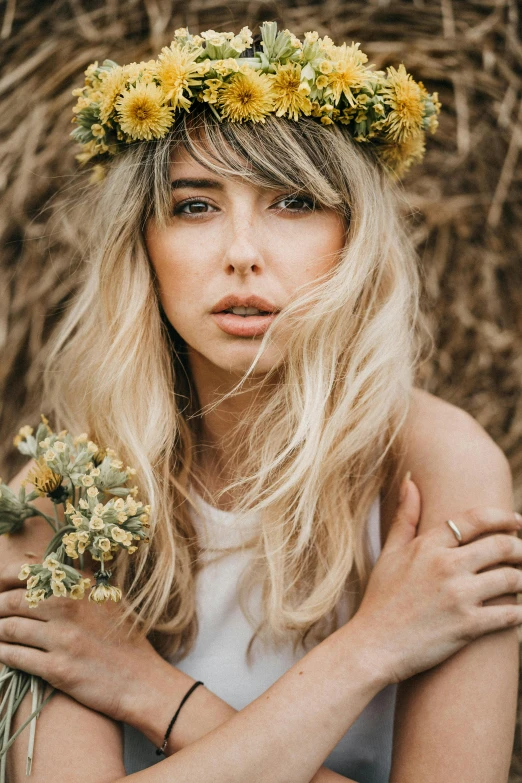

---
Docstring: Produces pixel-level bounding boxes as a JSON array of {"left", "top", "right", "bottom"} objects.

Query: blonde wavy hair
[{"left": 40, "top": 105, "right": 430, "bottom": 663}]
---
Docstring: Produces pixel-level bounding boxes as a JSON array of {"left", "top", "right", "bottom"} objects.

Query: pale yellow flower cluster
[
  {"left": 10, "top": 414, "right": 152, "bottom": 608},
  {"left": 18, "top": 555, "right": 92, "bottom": 607},
  {"left": 69, "top": 20, "right": 441, "bottom": 178}
]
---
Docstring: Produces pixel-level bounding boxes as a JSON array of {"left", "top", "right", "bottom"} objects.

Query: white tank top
[{"left": 123, "top": 492, "right": 397, "bottom": 782}]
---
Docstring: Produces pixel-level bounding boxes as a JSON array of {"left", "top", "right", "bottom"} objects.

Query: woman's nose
[{"left": 221, "top": 226, "right": 265, "bottom": 276}]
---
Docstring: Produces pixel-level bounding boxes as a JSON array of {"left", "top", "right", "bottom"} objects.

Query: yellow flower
[
  {"left": 376, "top": 131, "right": 426, "bottom": 177},
  {"left": 272, "top": 63, "right": 312, "bottom": 122},
  {"left": 115, "top": 82, "right": 174, "bottom": 141},
  {"left": 380, "top": 65, "right": 425, "bottom": 142},
  {"left": 98, "top": 538, "right": 112, "bottom": 552},
  {"left": 69, "top": 583, "right": 86, "bottom": 599},
  {"left": 51, "top": 580, "right": 67, "bottom": 597},
  {"left": 97, "top": 67, "right": 127, "bottom": 124},
  {"left": 26, "top": 457, "right": 62, "bottom": 496},
  {"left": 324, "top": 42, "right": 370, "bottom": 107},
  {"left": 318, "top": 60, "right": 333, "bottom": 75},
  {"left": 315, "top": 75, "right": 328, "bottom": 90},
  {"left": 212, "top": 59, "right": 240, "bottom": 77},
  {"left": 43, "top": 555, "right": 61, "bottom": 571},
  {"left": 89, "top": 516, "right": 104, "bottom": 531},
  {"left": 52, "top": 568, "right": 66, "bottom": 582},
  {"left": 89, "top": 582, "right": 122, "bottom": 603},
  {"left": 82, "top": 475, "right": 94, "bottom": 487},
  {"left": 155, "top": 42, "right": 204, "bottom": 111},
  {"left": 110, "top": 526, "right": 128, "bottom": 543},
  {"left": 87, "top": 486, "right": 99, "bottom": 497},
  {"left": 27, "top": 574, "right": 40, "bottom": 589},
  {"left": 18, "top": 564, "right": 32, "bottom": 580},
  {"left": 26, "top": 589, "right": 46, "bottom": 609},
  {"left": 217, "top": 69, "right": 275, "bottom": 123}
]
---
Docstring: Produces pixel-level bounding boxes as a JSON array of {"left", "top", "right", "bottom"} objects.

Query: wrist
[
  {"left": 330, "top": 615, "right": 394, "bottom": 693},
  {"left": 119, "top": 658, "right": 236, "bottom": 754}
]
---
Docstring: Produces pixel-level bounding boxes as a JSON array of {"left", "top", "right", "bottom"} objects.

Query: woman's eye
[
  {"left": 273, "top": 196, "right": 316, "bottom": 213},
  {"left": 172, "top": 200, "right": 216, "bottom": 216}
]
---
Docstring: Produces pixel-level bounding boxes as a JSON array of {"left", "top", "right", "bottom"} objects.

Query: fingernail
[
  {"left": 515, "top": 512, "right": 522, "bottom": 524},
  {"left": 399, "top": 471, "right": 411, "bottom": 502}
]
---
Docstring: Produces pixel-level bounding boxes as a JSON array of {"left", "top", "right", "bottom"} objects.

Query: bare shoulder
[
  {"left": 380, "top": 388, "right": 512, "bottom": 545},
  {"left": 404, "top": 387, "right": 510, "bottom": 481}
]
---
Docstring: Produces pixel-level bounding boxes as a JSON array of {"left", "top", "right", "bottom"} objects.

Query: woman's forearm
[
  {"left": 119, "top": 617, "right": 389, "bottom": 783},
  {"left": 123, "top": 661, "right": 355, "bottom": 782}
]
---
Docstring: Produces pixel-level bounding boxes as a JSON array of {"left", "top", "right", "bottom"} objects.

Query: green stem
[
  {"left": 29, "top": 508, "right": 57, "bottom": 532},
  {"left": 0, "top": 684, "right": 55, "bottom": 760}
]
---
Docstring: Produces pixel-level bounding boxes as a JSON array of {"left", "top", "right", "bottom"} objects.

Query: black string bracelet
[{"left": 155, "top": 680, "right": 204, "bottom": 756}]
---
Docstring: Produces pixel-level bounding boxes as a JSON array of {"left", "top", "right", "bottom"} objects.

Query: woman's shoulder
[{"left": 379, "top": 387, "right": 510, "bottom": 547}]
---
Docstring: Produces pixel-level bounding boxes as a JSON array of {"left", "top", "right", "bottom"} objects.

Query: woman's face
[{"left": 144, "top": 146, "right": 346, "bottom": 379}]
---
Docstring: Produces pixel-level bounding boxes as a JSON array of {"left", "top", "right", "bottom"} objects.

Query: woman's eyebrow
[{"left": 170, "top": 178, "right": 224, "bottom": 190}]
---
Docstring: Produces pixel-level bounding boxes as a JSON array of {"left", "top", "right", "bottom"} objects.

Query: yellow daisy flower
[
  {"left": 25, "top": 457, "right": 62, "bottom": 496},
  {"left": 272, "top": 63, "right": 312, "bottom": 122},
  {"left": 115, "top": 82, "right": 174, "bottom": 141},
  {"left": 155, "top": 42, "right": 205, "bottom": 111},
  {"left": 376, "top": 131, "right": 426, "bottom": 177},
  {"left": 380, "top": 65, "right": 425, "bottom": 142},
  {"left": 98, "top": 67, "right": 127, "bottom": 124},
  {"left": 217, "top": 68, "right": 275, "bottom": 123},
  {"left": 324, "top": 42, "right": 371, "bottom": 107}
]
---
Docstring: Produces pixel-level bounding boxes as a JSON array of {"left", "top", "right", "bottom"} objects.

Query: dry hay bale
[{"left": 0, "top": 1, "right": 521, "bottom": 775}]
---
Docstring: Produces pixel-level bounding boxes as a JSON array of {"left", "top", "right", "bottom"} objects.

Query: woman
[{"left": 0, "top": 23, "right": 521, "bottom": 783}]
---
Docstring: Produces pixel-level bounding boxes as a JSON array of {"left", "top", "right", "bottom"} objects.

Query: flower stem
[{"left": 30, "top": 508, "right": 57, "bottom": 532}]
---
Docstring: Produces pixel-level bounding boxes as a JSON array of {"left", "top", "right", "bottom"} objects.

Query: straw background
[{"left": 0, "top": 0, "right": 521, "bottom": 777}]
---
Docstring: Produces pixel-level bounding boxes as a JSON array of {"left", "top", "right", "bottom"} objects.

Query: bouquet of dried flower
[{"left": 0, "top": 414, "right": 150, "bottom": 781}]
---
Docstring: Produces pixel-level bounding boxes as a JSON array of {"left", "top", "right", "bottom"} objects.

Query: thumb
[{"left": 384, "top": 472, "right": 421, "bottom": 551}]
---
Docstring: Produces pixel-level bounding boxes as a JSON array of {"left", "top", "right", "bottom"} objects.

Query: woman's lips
[{"left": 211, "top": 312, "right": 279, "bottom": 337}]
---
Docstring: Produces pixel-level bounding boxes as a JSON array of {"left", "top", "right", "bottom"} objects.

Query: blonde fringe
[{"left": 39, "top": 106, "right": 431, "bottom": 663}]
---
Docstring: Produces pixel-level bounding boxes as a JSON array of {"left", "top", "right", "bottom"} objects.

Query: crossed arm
[
  {"left": 5, "top": 391, "right": 520, "bottom": 781},
  {"left": 386, "top": 391, "right": 519, "bottom": 782}
]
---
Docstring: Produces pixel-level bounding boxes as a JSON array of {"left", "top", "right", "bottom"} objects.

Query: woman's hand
[
  {"left": 351, "top": 475, "right": 522, "bottom": 685},
  {"left": 0, "top": 561, "right": 162, "bottom": 723}
]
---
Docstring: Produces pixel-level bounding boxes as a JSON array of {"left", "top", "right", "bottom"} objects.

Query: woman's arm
[
  {"left": 5, "top": 615, "right": 381, "bottom": 783},
  {"left": 118, "top": 660, "right": 359, "bottom": 782},
  {"left": 387, "top": 390, "right": 519, "bottom": 783},
  {"left": 112, "top": 618, "right": 384, "bottom": 783},
  {"left": 2, "top": 462, "right": 365, "bottom": 782}
]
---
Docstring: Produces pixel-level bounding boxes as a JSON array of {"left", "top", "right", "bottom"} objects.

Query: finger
[
  {"left": 0, "top": 616, "right": 49, "bottom": 651},
  {"left": 472, "top": 567, "right": 522, "bottom": 604},
  {"left": 457, "top": 533, "right": 522, "bottom": 573},
  {"left": 431, "top": 507, "right": 522, "bottom": 549},
  {"left": 0, "top": 641, "right": 49, "bottom": 677},
  {"left": 384, "top": 475, "right": 422, "bottom": 551},
  {"left": 0, "top": 588, "right": 62, "bottom": 621},
  {"left": 467, "top": 603, "right": 522, "bottom": 639}
]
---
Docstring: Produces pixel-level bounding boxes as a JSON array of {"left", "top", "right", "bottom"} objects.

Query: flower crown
[{"left": 70, "top": 21, "right": 441, "bottom": 180}]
